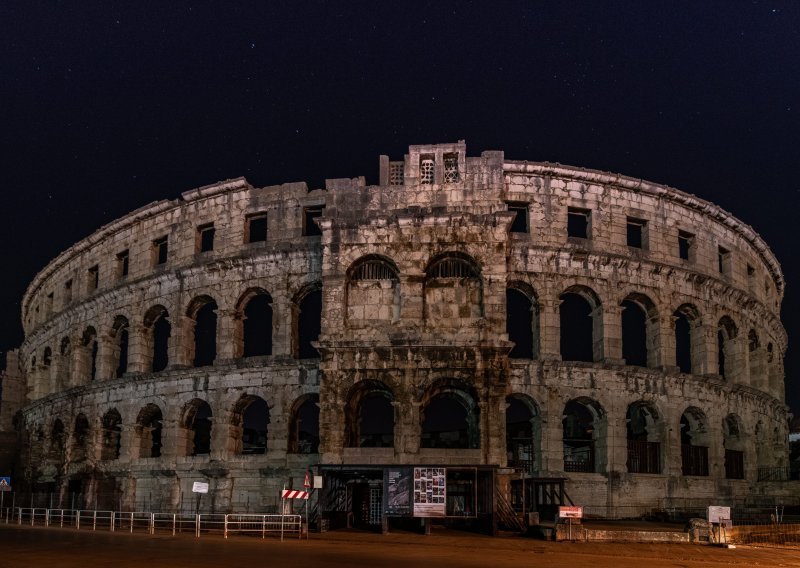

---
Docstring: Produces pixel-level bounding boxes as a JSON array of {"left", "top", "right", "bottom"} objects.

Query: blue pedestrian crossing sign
[{"left": 0, "top": 477, "right": 11, "bottom": 491}]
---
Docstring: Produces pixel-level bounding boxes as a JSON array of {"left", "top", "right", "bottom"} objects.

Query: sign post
[
  {"left": 558, "top": 506, "right": 583, "bottom": 541},
  {"left": 303, "top": 470, "right": 311, "bottom": 539},
  {"left": 707, "top": 506, "right": 732, "bottom": 545},
  {"left": 192, "top": 481, "right": 209, "bottom": 519}
]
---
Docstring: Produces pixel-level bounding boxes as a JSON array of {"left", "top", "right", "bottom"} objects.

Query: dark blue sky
[{"left": 1, "top": 2, "right": 798, "bottom": 411}]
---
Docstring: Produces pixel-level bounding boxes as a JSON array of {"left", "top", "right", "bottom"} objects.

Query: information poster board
[
  {"left": 384, "top": 467, "right": 412, "bottom": 516},
  {"left": 707, "top": 506, "right": 731, "bottom": 523},
  {"left": 413, "top": 467, "right": 446, "bottom": 517}
]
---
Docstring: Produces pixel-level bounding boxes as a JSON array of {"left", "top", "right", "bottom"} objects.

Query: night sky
[{"left": 2, "top": 2, "right": 798, "bottom": 413}]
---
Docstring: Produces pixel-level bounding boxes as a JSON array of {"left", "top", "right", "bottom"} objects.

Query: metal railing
[{"left": 3, "top": 507, "right": 303, "bottom": 541}]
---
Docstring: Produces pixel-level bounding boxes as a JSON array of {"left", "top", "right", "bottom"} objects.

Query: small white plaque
[{"left": 192, "top": 481, "right": 209, "bottom": 494}]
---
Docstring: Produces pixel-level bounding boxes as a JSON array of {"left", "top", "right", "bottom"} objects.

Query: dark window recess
[
  {"left": 304, "top": 206, "right": 324, "bottom": 236},
  {"left": 298, "top": 289, "right": 322, "bottom": 358},
  {"left": 248, "top": 214, "right": 267, "bottom": 243},
  {"left": 198, "top": 224, "right": 215, "bottom": 252},
  {"left": 718, "top": 246, "right": 730, "bottom": 275},
  {"left": 88, "top": 265, "right": 99, "bottom": 291},
  {"left": 567, "top": 208, "right": 590, "bottom": 239},
  {"left": 508, "top": 203, "right": 529, "bottom": 233},
  {"left": 678, "top": 230, "right": 693, "bottom": 261},
  {"left": 507, "top": 289, "right": 533, "bottom": 359},
  {"left": 154, "top": 237, "right": 168, "bottom": 265},
  {"left": 64, "top": 279, "right": 73, "bottom": 303},
  {"left": 117, "top": 249, "right": 130, "bottom": 277},
  {"left": 626, "top": 218, "right": 646, "bottom": 249}
]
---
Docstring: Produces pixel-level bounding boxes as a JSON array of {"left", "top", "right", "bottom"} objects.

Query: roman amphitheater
[{"left": 0, "top": 141, "right": 790, "bottom": 528}]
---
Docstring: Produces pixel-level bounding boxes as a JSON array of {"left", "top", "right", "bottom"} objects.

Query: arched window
[
  {"left": 232, "top": 395, "right": 269, "bottom": 455},
  {"left": 346, "top": 256, "right": 400, "bottom": 327},
  {"left": 144, "top": 305, "right": 170, "bottom": 372},
  {"left": 112, "top": 316, "right": 129, "bottom": 378},
  {"left": 507, "top": 284, "right": 539, "bottom": 359},
  {"left": 136, "top": 404, "right": 163, "bottom": 458},
  {"left": 626, "top": 402, "right": 662, "bottom": 474},
  {"left": 421, "top": 380, "right": 479, "bottom": 449},
  {"left": 289, "top": 395, "right": 320, "bottom": 454},
  {"left": 101, "top": 409, "right": 122, "bottom": 461},
  {"left": 620, "top": 294, "right": 658, "bottom": 368},
  {"left": 563, "top": 398, "right": 605, "bottom": 473},
  {"left": 240, "top": 291, "right": 273, "bottom": 357},
  {"left": 188, "top": 296, "right": 217, "bottom": 367},
  {"left": 747, "top": 329, "right": 766, "bottom": 390},
  {"left": 181, "top": 399, "right": 213, "bottom": 456},
  {"left": 72, "top": 413, "right": 90, "bottom": 462},
  {"left": 424, "top": 253, "right": 483, "bottom": 325},
  {"left": 81, "top": 327, "right": 98, "bottom": 381},
  {"left": 50, "top": 419, "right": 65, "bottom": 462},
  {"left": 673, "top": 304, "right": 701, "bottom": 374},
  {"left": 559, "top": 286, "right": 602, "bottom": 362},
  {"left": 681, "top": 407, "right": 709, "bottom": 476},
  {"left": 295, "top": 285, "right": 322, "bottom": 359},
  {"left": 723, "top": 414, "right": 745, "bottom": 480},
  {"left": 506, "top": 395, "right": 539, "bottom": 473},
  {"left": 346, "top": 382, "right": 394, "bottom": 448},
  {"left": 717, "top": 316, "right": 738, "bottom": 380},
  {"left": 42, "top": 347, "right": 52, "bottom": 367}
]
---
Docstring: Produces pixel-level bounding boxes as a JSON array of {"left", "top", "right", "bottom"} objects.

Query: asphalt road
[{"left": 1, "top": 524, "right": 798, "bottom": 568}]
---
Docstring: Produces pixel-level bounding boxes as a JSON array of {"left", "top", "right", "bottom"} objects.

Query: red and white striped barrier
[{"left": 281, "top": 489, "right": 309, "bottom": 500}]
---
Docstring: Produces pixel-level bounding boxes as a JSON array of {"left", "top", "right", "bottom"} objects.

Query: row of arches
[
  {"left": 507, "top": 284, "right": 782, "bottom": 393},
  {"left": 37, "top": 394, "right": 321, "bottom": 465}
]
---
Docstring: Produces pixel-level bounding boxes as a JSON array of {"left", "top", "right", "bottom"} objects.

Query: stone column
[
  {"left": 94, "top": 335, "right": 115, "bottom": 380},
  {"left": 127, "top": 324, "right": 149, "bottom": 374},
  {"left": 601, "top": 304, "right": 622, "bottom": 363},
  {"left": 171, "top": 315, "right": 195, "bottom": 368},
  {"left": 539, "top": 296, "right": 561, "bottom": 360},
  {"left": 660, "top": 315, "right": 677, "bottom": 369},
  {"left": 215, "top": 309, "right": 238, "bottom": 361}
]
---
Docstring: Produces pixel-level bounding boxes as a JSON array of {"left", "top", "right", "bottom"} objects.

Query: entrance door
[{"left": 350, "top": 483, "right": 383, "bottom": 528}]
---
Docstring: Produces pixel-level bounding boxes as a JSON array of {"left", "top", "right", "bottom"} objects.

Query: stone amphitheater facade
[{"left": 9, "top": 141, "right": 789, "bottom": 519}]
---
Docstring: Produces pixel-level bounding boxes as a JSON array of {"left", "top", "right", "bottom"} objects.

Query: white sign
[
  {"left": 192, "top": 481, "right": 209, "bottom": 494},
  {"left": 558, "top": 506, "right": 583, "bottom": 519},
  {"left": 313, "top": 475, "right": 323, "bottom": 489},
  {"left": 707, "top": 506, "right": 731, "bottom": 523}
]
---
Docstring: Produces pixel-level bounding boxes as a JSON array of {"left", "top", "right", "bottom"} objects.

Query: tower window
[
  {"left": 626, "top": 217, "right": 647, "bottom": 249},
  {"left": 117, "top": 249, "right": 130, "bottom": 279},
  {"left": 247, "top": 213, "right": 267, "bottom": 243},
  {"left": 420, "top": 156, "right": 434, "bottom": 184},
  {"left": 443, "top": 153, "right": 459, "bottom": 183},
  {"left": 303, "top": 206, "right": 324, "bottom": 236},
  {"left": 718, "top": 246, "right": 731, "bottom": 276},
  {"left": 678, "top": 230, "right": 694, "bottom": 261},
  {"left": 197, "top": 223, "right": 215, "bottom": 253},
  {"left": 507, "top": 202, "right": 529, "bottom": 233},
  {"left": 153, "top": 236, "right": 168, "bottom": 266},
  {"left": 88, "top": 265, "right": 99, "bottom": 292},
  {"left": 567, "top": 207, "right": 590, "bottom": 239}
]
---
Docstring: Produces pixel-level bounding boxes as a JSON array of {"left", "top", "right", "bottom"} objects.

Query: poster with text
[
  {"left": 384, "top": 467, "right": 412, "bottom": 516},
  {"left": 413, "top": 467, "right": 446, "bottom": 517}
]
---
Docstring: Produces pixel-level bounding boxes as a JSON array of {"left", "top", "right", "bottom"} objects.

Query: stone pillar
[
  {"left": 127, "top": 324, "right": 149, "bottom": 374},
  {"left": 601, "top": 304, "right": 622, "bottom": 363},
  {"left": 664, "top": 409, "right": 683, "bottom": 476},
  {"left": 539, "top": 297, "right": 561, "bottom": 360},
  {"left": 660, "top": 315, "right": 677, "bottom": 369},
  {"left": 401, "top": 275, "right": 424, "bottom": 322},
  {"left": 71, "top": 343, "right": 89, "bottom": 387},
  {"left": 94, "top": 335, "right": 115, "bottom": 380},
  {"left": 700, "top": 323, "right": 718, "bottom": 376},
  {"left": 540, "top": 393, "right": 564, "bottom": 475},
  {"left": 216, "top": 309, "right": 238, "bottom": 360},
  {"left": 606, "top": 411, "right": 627, "bottom": 474},
  {"left": 171, "top": 315, "right": 195, "bottom": 368}
]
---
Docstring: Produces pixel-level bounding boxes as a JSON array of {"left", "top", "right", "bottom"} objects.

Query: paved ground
[{"left": 1, "top": 524, "right": 799, "bottom": 568}]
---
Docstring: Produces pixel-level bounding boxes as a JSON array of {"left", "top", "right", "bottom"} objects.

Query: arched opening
[
  {"left": 506, "top": 395, "right": 539, "bottom": 473},
  {"left": 717, "top": 316, "right": 738, "bottom": 380},
  {"left": 72, "top": 414, "right": 90, "bottom": 462},
  {"left": 346, "top": 381, "right": 394, "bottom": 448},
  {"left": 295, "top": 286, "right": 322, "bottom": 359},
  {"left": 421, "top": 380, "right": 479, "bottom": 449},
  {"left": 423, "top": 252, "right": 483, "bottom": 326},
  {"left": 42, "top": 347, "right": 52, "bottom": 367},
  {"left": 289, "top": 395, "right": 320, "bottom": 454},
  {"left": 188, "top": 296, "right": 218, "bottom": 367},
  {"left": 559, "top": 286, "right": 602, "bottom": 362},
  {"left": 723, "top": 414, "right": 745, "bottom": 479},
  {"left": 101, "top": 409, "right": 122, "bottom": 461},
  {"left": 563, "top": 398, "right": 605, "bottom": 473},
  {"left": 240, "top": 291, "right": 273, "bottom": 357},
  {"left": 111, "top": 316, "right": 129, "bottom": 378},
  {"left": 346, "top": 255, "right": 400, "bottom": 327},
  {"left": 507, "top": 285, "right": 539, "bottom": 359},
  {"left": 673, "top": 304, "right": 701, "bottom": 374},
  {"left": 81, "top": 327, "right": 98, "bottom": 382},
  {"left": 144, "top": 305, "right": 170, "bottom": 373},
  {"left": 681, "top": 407, "right": 709, "bottom": 476},
  {"left": 747, "top": 329, "right": 766, "bottom": 390},
  {"left": 626, "top": 401, "right": 662, "bottom": 474},
  {"left": 621, "top": 294, "right": 658, "bottom": 367},
  {"left": 231, "top": 395, "right": 269, "bottom": 455},
  {"left": 136, "top": 404, "right": 163, "bottom": 458},
  {"left": 181, "top": 399, "right": 213, "bottom": 456},
  {"left": 49, "top": 419, "right": 65, "bottom": 463}
]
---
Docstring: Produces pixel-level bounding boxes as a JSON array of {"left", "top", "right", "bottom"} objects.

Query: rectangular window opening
[
  {"left": 567, "top": 207, "right": 590, "bottom": 239},
  {"left": 88, "top": 265, "right": 99, "bottom": 291},
  {"left": 678, "top": 230, "right": 694, "bottom": 261},
  {"left": 626, "top": 217, "right": 647, "bottom": 249},
  {"left": 117, "top": 249, "right": 130, "bottom": 279},
  {"left": 507, "top": 202, "right": 529, "bottom": 233},
  {"left": 153, "top": 236, "right": 168, "bottom": 266},
  {"left": 443, "top": 153, "right": 459, "bottom": 183},
  {"left": 420, "top": 156, "right": 435, "bottom": 184},
  {"left": 64, "top": 279, "right": 73, "bottom": 305},
  {"left": 718, "top": 245, "right": 731, "bottom": 276},
  {"left": 303, "top": 206, "right": 324, "bottom": 236},
  {"left": 247, "top": 213, "right": 267, "bottom": 243},
  {"left": 197, "top": 223, "right": 215, "bottom": 253},
  {"left": 389, "top": 162, "right": 404, "bottom": 185}
]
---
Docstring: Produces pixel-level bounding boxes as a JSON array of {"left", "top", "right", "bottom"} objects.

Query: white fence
[{"left": 1, "top": 507, "right": 303, "bottom": 541}]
